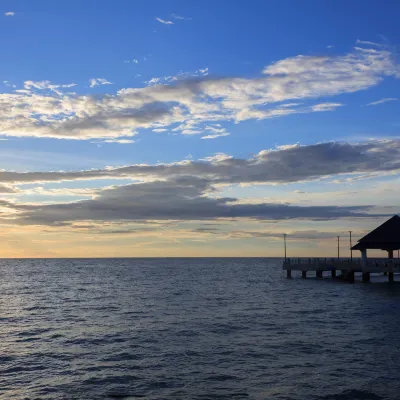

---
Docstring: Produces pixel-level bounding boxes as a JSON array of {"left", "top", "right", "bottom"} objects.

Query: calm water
[{"left": 1, "top": 258, "right": 400, "bottom": 400}]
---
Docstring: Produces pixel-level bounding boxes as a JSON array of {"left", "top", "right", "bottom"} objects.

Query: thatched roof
[{"left": 352, "top": 215, "right": 400, "bottom": 251}]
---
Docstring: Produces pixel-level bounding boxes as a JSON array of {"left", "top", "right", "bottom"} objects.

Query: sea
[{"left": 0, "top": 258, "right": 399, "bottom": 400}]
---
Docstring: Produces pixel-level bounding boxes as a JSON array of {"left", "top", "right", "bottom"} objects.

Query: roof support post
[{"left": 361, "top": 248, "right": 367, "bottom": 269}]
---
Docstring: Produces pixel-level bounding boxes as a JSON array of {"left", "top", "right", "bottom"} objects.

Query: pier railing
[{"left": 283, "top": 257, "right": 400, "bottom": 272}]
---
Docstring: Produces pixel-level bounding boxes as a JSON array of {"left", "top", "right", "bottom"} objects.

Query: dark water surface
[{"left": 1, "top": 258, "right": 400, "bottom": 400}]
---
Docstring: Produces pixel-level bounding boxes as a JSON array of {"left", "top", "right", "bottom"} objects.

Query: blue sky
[{"left": 0, "top": 1, "right": 400, "bottom": 257}]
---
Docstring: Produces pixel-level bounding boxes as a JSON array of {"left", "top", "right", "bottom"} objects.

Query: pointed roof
[{"left": 352, "top": 215, "right": 400, "bottom": 250}]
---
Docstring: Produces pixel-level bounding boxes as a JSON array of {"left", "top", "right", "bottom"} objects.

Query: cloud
[
  {"left": 201, "top": 132, "right": 230, "bottom": 139},
  {"left": 201, "top": 124, "right": 230, "bottom": 139},
  {"left": 0, "top": 184, "right": 19, "bottom": 194},
  {"left": 366, "top": 97, "right": 398, "bottom": 106},
  {"left": 89, "top": 78, "right": 112, "bottom": 88},
  {"left": 171, "top": 13, "right": 192, "bottom": 21},
  {"left": 124, "top": 58, "right": 139, "bottom": 64},
  {"left": 311, "top": 103, "right": 343, "bottom": 112},
  {"left": 355, "top": 39, "right": 383, "bottom": 47},
  {"left": 145, "top": 67, "right": 209, "bottom": 85},
  {"left": 155, "top": 17, "right": 174, "bottom": 25},
  {"left": 101, "top": 139, "right": 135, "bottom": 144},
  {"left": 4, "top": 12, "right": 15, "bottom": 17},
  {"left": 22, "top": 80, "right": 77, "bottom": 96},
  {"left": 3, "top": 81, "right": 16, "bottom": 88},
  {"left": 225, "top": 229, "right": 346, "bottom": 240},
  {"left": 0, "top": 177, "right": 382, "bottom": 227},
  {"left": 0, "top": 43, "right": 398, "bottom": 140},
  {"left": 2, "top": 139, "right": 400, "bottom": 186}
]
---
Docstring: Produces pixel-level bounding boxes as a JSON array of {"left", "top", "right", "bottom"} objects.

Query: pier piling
[{"left": 362, "top": 272, "right": 370, "bottom": 283}]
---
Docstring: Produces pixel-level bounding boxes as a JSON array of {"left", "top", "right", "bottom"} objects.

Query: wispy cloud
[
  {"left": 145, "top": 67, "right": 208, "bottom": 85},
  {"left": 23, "top": 80, "right": 77, "bottom": 96},
  {"left": 3, "top": 80, "right": 16, "bottom": 88},
  {"left": 201, "top": 132, "right": 230, "bottom": 140},
  {"left": 356, "top": 39, "right": 383, "bottom": 47},
  {"left": 101, "top": 139, "right": 135, "bottom": 144},
  {"left": 4, "top": 11, "right": 15, "bottom": 17},
  {"left": 171, "top": 13, "right": 192, "bottom": 21},
  {"left": 89, "top": 78, "right": 112, "bottom": 88},
  {"left": 155, "top": 17, "right": 174, "bottom": 25},
  {"left": 366, "top": 97, "right": 398, "bottom": 106},
  {"left": 124, "top": 58, "right": 139, "bottom": 64},
  {"left": 311, "top": 103, "right": 343, "bottom": 112},
  {"left": 201, "top": 125, "right": 230, "bottom": 140}
]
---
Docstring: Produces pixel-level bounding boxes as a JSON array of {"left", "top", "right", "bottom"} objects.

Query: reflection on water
[{"left": 0, "top": 258, "right": 399, "bottom": 399}]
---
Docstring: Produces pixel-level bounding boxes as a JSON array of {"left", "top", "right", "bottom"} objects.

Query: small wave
[
  {"left": 204, "top": 374, "right": 237, "bottom": 382},
  {"left": 17, "top": 327, "right": 52, "bottom": 337},
  {"left": 318, "top": 389, "right": 383, "bottom": 400}
]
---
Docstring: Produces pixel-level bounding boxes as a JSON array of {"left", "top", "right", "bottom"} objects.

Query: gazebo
[{"left": 352, "top": 215, "right": 400, "bottom": 259}]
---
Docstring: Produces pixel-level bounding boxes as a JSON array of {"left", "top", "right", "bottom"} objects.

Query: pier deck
[{"left": 282, "top": 258, "right": 400, "bottom": 282}]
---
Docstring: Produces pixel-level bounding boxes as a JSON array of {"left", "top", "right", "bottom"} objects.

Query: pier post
[
  {"left": 362, "top": 272, "right": 370, "bottom": 283},
  {"left": 331, "top": 270, "right": 336, "bottom": 278},
  {"left": 316, "top": 270, "right": 323, "bottom": 279},
  {"left": 302, "top": 271, "right": 307, "bottom": 279},
  {"left": 287, "top": 270, "right": 292, "bottom": 279},
  {"left": 348, "top": 271, "right": 355, "bottom": 283},
  {"left": 385, "top": 250, "right": 394, "bottom": 277},
  {"left": 388, "top": 272, "right": 394, "bottom": 283}
]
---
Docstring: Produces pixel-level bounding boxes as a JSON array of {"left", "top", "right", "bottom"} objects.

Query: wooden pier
[
  {"left": 283, "top": 258, "right": 400, "bottom": 283},
  {"left": 283, "top": 215, "right": 400, "bottom": 283}
]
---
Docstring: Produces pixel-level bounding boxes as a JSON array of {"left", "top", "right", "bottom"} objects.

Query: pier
[
  {"left": 282, "top": 215, "right": 400, "bottom": 283},
  {"left": 283, "top": 257, "right": 400, "bottom": 283}
]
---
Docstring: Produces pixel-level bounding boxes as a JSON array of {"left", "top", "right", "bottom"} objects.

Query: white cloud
[
  {"left": 201, "top": 132, "right": 230, "bottom": 139},
  {"left": 311, "top": 103, "right": 343, "bottom": 112},
  {"left": 355, "top": 39, "right": 383, "bottom": 47},
  {"left": 23, "top": 80, "right": 77, "bottom": 96},
  {"left": 145, "top": 67, "right": 208, "bottom": 86},
  {"left": 89, "top": 78, "right": 112, "bottom": 88},
  {"left": 366, "top": 97, "right": 398, "bottom": 106},
  {"left": 155, "top": 17, "right": 174, "bottom": 25},
  {"left": 201, "top": 125, "right": 230, "bottom": 139},
  {"left": 0, "top": 43, "right": 398, "bottom": 141},
  {"left": 102, "top": 139, "right": 135, "bottom": 144},
  {"left": 4, "top": 11, "right": 15, "bottom": 17}
]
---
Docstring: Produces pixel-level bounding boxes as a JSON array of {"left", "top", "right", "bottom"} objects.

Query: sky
[{"left": 1, "top": 0, "right": 400, "bottom": 257}]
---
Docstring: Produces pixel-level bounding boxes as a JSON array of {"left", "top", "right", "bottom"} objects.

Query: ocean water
[{"left": 1, "top": 258, "right": 400, "bottom": 400}]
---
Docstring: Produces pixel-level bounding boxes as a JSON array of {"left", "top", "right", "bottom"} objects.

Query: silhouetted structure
[
  {"left": 351, "top": 215, "right": 400, "bottom": 283},
  {"left": 352, "top": 215, "right": 400, "bottom": 257},
  {"left": 283, "top": 216, "right": 400, "bottom": 283}
]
